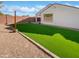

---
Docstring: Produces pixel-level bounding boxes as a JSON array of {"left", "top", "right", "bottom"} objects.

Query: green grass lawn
[{"left": 17, "top": 23, "right": 79, "bottom": 58}]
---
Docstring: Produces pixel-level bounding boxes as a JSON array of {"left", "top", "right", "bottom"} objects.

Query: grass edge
[{"left": 16, "top": 29, "right": 59, "bottom": 58}]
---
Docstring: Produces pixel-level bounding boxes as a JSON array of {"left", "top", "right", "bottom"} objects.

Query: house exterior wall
[{"left": 41, "top": 5, "right": 79, "bottom": 29}]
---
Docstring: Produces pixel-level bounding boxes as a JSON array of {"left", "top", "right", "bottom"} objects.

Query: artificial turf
[{"left": 17, "top": 23, "right": 79, "bottom": 58}]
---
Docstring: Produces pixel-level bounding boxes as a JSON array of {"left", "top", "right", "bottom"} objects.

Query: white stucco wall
[{"left": 41, "top": 4, "right": 79, "bottom": 29}]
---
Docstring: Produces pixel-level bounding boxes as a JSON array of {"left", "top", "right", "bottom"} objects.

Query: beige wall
[
  {"left": 0, "top": 15, "right": 27, "bottom": 24},
  {"left": 41, "top": 4, "right": 79, "bottom": 29}
]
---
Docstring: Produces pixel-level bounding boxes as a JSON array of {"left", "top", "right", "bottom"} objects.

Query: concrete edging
[{"left": 17, "top": 30, "right": 59, "bottom": 58}]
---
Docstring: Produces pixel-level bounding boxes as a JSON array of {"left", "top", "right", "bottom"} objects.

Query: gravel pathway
[{"left": 0, "top": 24, "right": 50, "bottom": 58}]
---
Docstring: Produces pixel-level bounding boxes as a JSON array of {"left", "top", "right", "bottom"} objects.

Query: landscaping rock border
[{"left": 17, "top": 30, "right": 59, "bottom": 58}]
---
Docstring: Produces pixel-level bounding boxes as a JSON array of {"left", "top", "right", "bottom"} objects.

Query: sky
[{"left": 1, "top": 1, "right": 79, "bottom": 16}]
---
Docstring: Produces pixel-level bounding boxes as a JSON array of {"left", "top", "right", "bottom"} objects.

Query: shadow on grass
[{"left": 17, "top": 23, "right": 79, "bottom": 43}]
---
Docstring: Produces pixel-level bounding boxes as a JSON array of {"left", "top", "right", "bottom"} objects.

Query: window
[{"left": 44, "top": 14, "right": 53, "bottom": 22}]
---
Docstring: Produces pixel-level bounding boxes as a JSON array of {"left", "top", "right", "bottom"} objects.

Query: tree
[
  {"left": 0, "top": 12, "right": 4, "bottom": 15},
  {"left": 0, "top": 2, "right": 4, "bottom": 15},
  {"left": 0, "top": 1, "right": 3, "bottom": 8}
]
